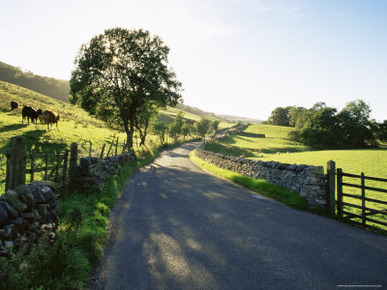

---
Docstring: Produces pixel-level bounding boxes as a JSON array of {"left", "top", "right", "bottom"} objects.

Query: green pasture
[
  {"left": 223, "top": 124, "right": 308, "bottom": 153},
  {"left": 221, "top": 124, "right": 386, "bottom": 177},
  {"left": 0, "top": 80, "right": 232, "bottom": 193},
  {"left": 216, "top": 123, "right": 387, "bottom": 231}
]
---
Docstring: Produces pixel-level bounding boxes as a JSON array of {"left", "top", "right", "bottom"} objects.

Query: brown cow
[{"left": 41, "top": 110, "right": 60, "bottom": 130}]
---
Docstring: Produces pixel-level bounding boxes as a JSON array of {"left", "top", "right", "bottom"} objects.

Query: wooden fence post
[
  {"left": 327, "top": 160, "right": 336, "bottom": 215},
  {"left": 55, "top": 152, "right": 60, "bottom": 183},
  {"left": 361, "top": 172, "right": 366, "bottom": 228},
  {"left": 106, "top": 140, "right": 114, "bottom": 158},
  {"left": 115, "top": 137, "right": 119, "bottom": 156},
  {"left": 121, "top": 141, "right": 126, "bottom": 154},
  {"left": 89, "top": 142, "right": 92, "bottom": 157},
  {"left": 100, "top": 144, "right": 106, "bottom": 160},
  {"left": 5, "top": 136, "right": 26, "bottom": 190},
  {"left": 69, "top": 143, "right": 78, "bottom": 190},
  {"left": 30, "top": 152, "right": 35, "bottom": 183},
  {"left": 337, "top": 168, "right": 343, "bottom": 219},
  {"left": 62, "top": 150, "right": 69, "bottom": 187}
]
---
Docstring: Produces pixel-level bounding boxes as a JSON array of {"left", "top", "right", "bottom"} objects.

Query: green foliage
[
  {"left": 267, "top": 106, "right": 291, "bottom": 126},
  {"left": 0, "top": 61, "right": 70, "bottom": 102},
  {"left": 211, "top": 120, "right": 220, "bottom": 133},
  {"left": 70, "top": 28, "right": 183, "bottom": 148},
  {"left": 168, "top": 111, "right": 184, "bottom": 141},
  {"left": 376, "top": 120, "right": 387, "bottom": 143},
  {"left": 289, "top": 100, "right": 377, "bottom": 149},
  {"left": 153, "top": 121, "right": 168, "bottom": 143},
  {"left": 196, "top": 117, "right": 211, "bottom": 139},
  {"left": 181, "top": 121, "right": 192, "bottom": 139}
]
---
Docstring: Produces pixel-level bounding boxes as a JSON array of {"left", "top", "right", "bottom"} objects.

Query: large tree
[
  {"left": 337, "top": 99, "right": 373, "bottom": 147},
  {"left": 267, "top": 107, "right": 291, "bottom": 126},
  {"left": 70, "top": 28, "right": 182, "bottom": 148}
]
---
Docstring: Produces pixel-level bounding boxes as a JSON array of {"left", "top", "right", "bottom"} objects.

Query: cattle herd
[{"left": 11, "top": 101, "right": 60, "bottom": 129}]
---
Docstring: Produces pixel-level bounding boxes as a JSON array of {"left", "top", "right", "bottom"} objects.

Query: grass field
[
  {"left": 221, "top": 124, "right": 387, "bottom": 177},
  {"left": 223, "top": 124, "right": 308, "bottom": 153},
  {"left": 212, "top": 123, "right": 387, "bottom": 231},
  {"left": 0, "top": 80, "right": 231, "bottom": 193}
]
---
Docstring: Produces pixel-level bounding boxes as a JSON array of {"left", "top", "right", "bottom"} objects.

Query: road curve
[{"left": 90, "top": 143, "right": 387, "bottom": 290}]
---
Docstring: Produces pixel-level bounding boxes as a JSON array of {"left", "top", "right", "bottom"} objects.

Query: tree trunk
[{"left": 128, "top": 117, "right": 136, "bottom": 149}]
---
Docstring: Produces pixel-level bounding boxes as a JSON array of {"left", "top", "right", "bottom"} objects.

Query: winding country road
[{"left": 91, "top": 143, "right": 387, "bottom": 289}]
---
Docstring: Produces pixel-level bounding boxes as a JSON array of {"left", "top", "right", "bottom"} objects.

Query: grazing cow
[
  {"left": 10, "top": 101, "right": 18, "bottom": 110},
  {"left": 41, "top": 110, "right": 60, "bottom": 130},
  {"left": 21, "top": 106, "right": 42, "bottom": 124}
]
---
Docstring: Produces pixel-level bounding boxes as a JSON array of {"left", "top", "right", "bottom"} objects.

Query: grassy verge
[
  {"left": 189, "top": 150, "right": 309, "bottom": 211},
  {"left": 0, "top": 140, "right": 181, "bottom": 289}
]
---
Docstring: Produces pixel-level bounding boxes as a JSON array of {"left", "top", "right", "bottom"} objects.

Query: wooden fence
[
  {"left": 3, "top": 136, "right": 129, "bottom": 193},
  {"left": 26, "top": 151, "right": 69, "bottom": 186},
  {"left": 336, "top": 168, "right": 387, "bottom": 229}
]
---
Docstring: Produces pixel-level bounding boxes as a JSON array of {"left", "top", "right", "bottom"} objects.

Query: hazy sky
[{"left": 1, "top": 0, "right": 386, "bottom": 121}]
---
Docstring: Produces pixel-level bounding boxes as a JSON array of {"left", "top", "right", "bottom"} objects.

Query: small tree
[
  {"left": 211, "top": 120, "right": 220, "bottom": 134},
  {"left": 196, "top": 118, "right": 211, "bottom": 140},
  {"left": 181, "top": 121, "right": 192, "bottom": 139},
  {"left": 153, "top": 121, "right": 168, "bottom": 144},
  {"left": 168, "top": 112, "right": 184, "bottom": 141},
  {"left": 135, "top": 104, "right": 158, "bottom": 146}
]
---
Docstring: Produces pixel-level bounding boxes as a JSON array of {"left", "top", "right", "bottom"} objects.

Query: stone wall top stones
[{"left": 195, "top": 148, "right": 327, "bottom": 209}]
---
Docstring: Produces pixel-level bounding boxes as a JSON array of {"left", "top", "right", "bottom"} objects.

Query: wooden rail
[
  {"left": 3, "top": 136, "right": 129, "bottom": 192},
  {"left": 336, "top": 168, "right": 387, "bottom": 229}
]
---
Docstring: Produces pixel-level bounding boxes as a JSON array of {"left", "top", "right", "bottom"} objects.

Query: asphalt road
[{"left": 91, "top": 143, "right": 387, "bottom": 290}]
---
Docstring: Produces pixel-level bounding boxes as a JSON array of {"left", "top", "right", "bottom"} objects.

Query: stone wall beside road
[{"left": 195, "top": 147, "right": 327, "bottom": 209}]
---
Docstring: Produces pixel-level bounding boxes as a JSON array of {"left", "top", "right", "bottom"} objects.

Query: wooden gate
[
  {"left": 5, "top": 136, "right": 69, "bottom": 191},
  {"left": 26, "top": 151, "right": 69, "bottom": 186},
  {"left": 336, "top": 168, "right": 387, "bottom": 229}
]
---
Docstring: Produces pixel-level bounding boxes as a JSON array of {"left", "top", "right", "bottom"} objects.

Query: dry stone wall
[
  {"left": 0, "top": 150, "right": 136, "bottom": 257},
  {"left": 77, "top": 152, "right": 136, "bottom": 190},
  {"left": 0, "top": 182, "right": 58, "bottom": 257},
  {"left": 195, "top": 147, "right": 327, "bottom": 208}
]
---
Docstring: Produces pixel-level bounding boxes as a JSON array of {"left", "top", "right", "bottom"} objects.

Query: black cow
[
  {"left": 10, "top": 101, "right": 18, "bottom": 110},
  {"left": 22, "top": 106, "right": 42, "bottom": 124}
]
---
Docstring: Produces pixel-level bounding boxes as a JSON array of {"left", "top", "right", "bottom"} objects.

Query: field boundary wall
[{"left": 195, "top": 145, "right": 328, "bottom": 209}]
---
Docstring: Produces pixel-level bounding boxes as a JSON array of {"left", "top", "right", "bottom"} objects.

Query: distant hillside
[
  {"left": 176, "top": 103, "right": 262, "bottom": 124},
  {"left": 176, "top": 103, "right": 217, "bottom": 119},
  {"left": 0, "top": 61, "right": 255, "bottom": 124},
  {"left": 217, "top": 114, "right": 263, "bottom": 124},
  {"left": 0, "top": 61, "right": 70, "bottom": 102}
]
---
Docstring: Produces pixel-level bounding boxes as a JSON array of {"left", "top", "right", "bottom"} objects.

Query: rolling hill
[
  {"left": 0, "top": 61, "right": 260, "bottom": 124},
  {"left": 0, "top": 61, "right": 70, "bottom": 102}
]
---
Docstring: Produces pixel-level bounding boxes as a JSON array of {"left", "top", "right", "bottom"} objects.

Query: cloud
[
  {"left": 251, "top": 0, "right": 303, "bottom": 16},
  {"left": 252, "top": 0, "right": 280, "bottom": 12},
  {"left": 287, "top": 5, "right": 302, "bottom": 15}
]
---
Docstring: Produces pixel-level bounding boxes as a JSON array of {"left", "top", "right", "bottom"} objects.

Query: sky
[{"left": 1, "top": 0, "right": 386, "bottom": 121}]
